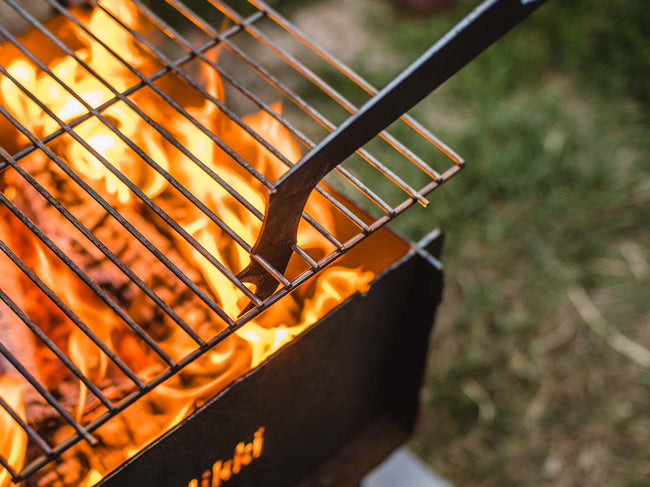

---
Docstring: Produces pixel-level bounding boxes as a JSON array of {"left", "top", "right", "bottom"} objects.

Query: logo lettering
[{"left": 188, "top": 427, "right": 265, "bottom": 487}]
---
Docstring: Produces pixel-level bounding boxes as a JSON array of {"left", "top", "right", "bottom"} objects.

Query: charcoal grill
[{"left": 0, "top": 0, "right": 544, "bottom": 485}]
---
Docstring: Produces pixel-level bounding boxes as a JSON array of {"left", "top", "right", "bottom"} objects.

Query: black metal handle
[{"left": 239, "top": 0, "right": 545, "bottom": 304}]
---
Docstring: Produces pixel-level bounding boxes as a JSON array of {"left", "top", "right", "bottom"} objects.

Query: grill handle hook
[{"left": 238, "top": 0, "right": 545, "bottom": 310}]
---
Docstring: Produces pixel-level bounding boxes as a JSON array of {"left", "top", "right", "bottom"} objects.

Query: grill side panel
[{"left": 97, "top": 234, "right": 444, "bottom": 487}]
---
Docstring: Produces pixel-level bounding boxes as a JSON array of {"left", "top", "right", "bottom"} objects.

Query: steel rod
[{"left": 0, "top": 454, "right": 18, "bottom": 483}]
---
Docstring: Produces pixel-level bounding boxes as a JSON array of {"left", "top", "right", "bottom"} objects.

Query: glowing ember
[{"left": 0, "top": 2, "right": 375, "bottom": 485}]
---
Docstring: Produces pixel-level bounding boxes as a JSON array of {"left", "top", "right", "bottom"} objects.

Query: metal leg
[{"left": 361, "top": 448, "right": 452, "bottom": 487}]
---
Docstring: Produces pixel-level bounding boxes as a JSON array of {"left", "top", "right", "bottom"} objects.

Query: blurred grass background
[{"left": 268, "top": 0, "right": 649, "bottom": 485}]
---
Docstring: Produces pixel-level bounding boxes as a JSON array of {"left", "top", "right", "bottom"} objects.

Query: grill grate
[
  {"left": 0, "top": 0, "right": 461, "bottom": 481},
  {"left": 0, "top": 0, "right": 543, "bottom": 483}
]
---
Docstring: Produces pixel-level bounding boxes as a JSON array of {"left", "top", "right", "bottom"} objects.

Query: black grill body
[{"left": 98, "top": 230, "right": 444, "bottom": 487}]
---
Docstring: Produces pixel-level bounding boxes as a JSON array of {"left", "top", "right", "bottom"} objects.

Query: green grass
[{"left": 277, "top": 0, "right": 649, "bottom": 485}]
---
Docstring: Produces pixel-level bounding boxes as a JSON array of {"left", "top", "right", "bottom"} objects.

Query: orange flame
[
  {"left": 0, "top": 2, "right": 376, "bottom": 486},
  {"left": 0, "top": 377, "right": 26, "bottom": 487}
]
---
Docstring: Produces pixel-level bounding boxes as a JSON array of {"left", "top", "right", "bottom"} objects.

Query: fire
[
  {"left": 0, "top": 2, "right": 374, "bottom": 486},
  {"left": 0, "top": 377, "right": 27, "bottom": 487}
]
